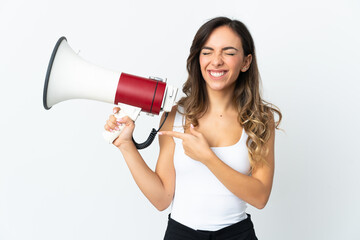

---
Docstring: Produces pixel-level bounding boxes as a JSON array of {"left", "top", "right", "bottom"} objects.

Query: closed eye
[{"left": 201, "top": 46, "right": 213, "bottom": 56}]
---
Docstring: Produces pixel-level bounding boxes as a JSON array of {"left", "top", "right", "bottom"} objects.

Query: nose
[{"left": 211, "top": 53, "right": 224, "bottom": 67}]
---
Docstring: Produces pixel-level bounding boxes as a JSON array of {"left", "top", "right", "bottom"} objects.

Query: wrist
[
  {"left": 202, "top": 150, "right": 218, "bottom": 166},
  {"left": 118, "top": 140, "right": 136, "bottom": 152}
]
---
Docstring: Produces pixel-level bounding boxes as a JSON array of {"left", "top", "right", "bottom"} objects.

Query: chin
[{"left": 207, "top": 84, "right": 228, "bottom": 91}]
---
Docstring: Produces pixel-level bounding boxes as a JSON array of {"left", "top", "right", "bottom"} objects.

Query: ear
[{"left": 241, "top": 54, "right": 253, "bottom": 72}]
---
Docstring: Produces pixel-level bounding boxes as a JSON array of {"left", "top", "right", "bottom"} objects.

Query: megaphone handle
[{"left": 103, "top": 104, "right": 142, "bottom": 144}]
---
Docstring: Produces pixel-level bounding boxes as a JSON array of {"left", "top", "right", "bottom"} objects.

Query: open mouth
[{"left": 208, "top": 70, "right": 228, "bottom": 78}]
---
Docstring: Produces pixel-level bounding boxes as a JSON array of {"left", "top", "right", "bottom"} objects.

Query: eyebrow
[{"left": 201, "top": 46, "right": 239, "bottom": 51}]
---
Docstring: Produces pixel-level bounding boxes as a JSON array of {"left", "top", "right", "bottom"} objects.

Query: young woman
[{"left": 104, "top": 17, "right": 281, "bottom": 240}]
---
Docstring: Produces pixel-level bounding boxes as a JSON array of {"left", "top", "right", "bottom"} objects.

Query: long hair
[{"left": 178, "top": 17, "right": 282, "bottom": 171}]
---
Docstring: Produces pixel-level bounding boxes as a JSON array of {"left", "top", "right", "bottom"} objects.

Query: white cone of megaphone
[{"left": 43, "top": 37, "right": 178, "bottom": 148}]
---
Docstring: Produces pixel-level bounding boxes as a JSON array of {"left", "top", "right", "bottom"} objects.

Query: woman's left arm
[
  {"left": 160, "top": 124, "right": 275, "bottom": 210},
  {"left": 204, "top": 127, "right": 275, "bottom": 209}
]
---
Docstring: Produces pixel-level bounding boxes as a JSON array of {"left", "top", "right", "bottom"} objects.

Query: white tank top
[{"left": 170, "top": 106, "right": 251, "bottom": 231}]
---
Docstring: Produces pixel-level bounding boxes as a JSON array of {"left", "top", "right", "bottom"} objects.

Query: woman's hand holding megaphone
[
  {"left": 104, "top": 107, "right": 136, "bottom": 148},
  {"left": 103, "top": 103, "right": 142, "bottom": 146}
]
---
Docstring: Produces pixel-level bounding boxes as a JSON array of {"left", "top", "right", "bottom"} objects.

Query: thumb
[{"left": 113, "top": 107, "right": 120, "bottom": 114}]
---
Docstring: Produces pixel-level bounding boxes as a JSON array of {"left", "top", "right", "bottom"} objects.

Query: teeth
[{"left": 210, "top": 71, "right": 225, "bottom": 77}]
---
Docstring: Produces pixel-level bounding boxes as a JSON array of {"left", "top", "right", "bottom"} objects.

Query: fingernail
[
  {"left": 158, "top": 132, "right": 163, "bottom": 135},
  {"left": 113, "top": 109, "right": 117, "bottom": 113},
  {"left": 115, "top": 126, "right": 119, "bottom": 131},
  {"left": 190, "top": 124, "right": 194, "bottom": 128}
]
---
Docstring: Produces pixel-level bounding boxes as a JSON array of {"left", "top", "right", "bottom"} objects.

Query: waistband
[{"left": 167, "top": 213, "right": 254, "bottom": 239}]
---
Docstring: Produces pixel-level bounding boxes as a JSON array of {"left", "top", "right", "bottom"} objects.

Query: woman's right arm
[{"left": 104, "top": 106, "right": 177, "bottom": 211}]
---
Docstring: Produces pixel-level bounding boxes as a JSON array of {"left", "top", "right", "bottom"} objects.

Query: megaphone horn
[{"left": 43, "top": 37, "right": 178, "bottom": 148}]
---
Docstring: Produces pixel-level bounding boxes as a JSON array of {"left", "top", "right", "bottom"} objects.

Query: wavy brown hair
[{"left": 178, "top": 17, "right": 282, "bottom": 171}]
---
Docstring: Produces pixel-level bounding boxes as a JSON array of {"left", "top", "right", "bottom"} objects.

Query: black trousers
[{"left": 163, "top": 214, "right": 258, "bottom": 240}]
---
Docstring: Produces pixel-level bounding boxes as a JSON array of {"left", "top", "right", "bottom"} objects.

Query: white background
[{"left": 1, "top": 0, "right": 360, "bottom": 239}]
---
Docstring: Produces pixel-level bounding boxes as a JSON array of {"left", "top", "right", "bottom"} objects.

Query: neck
[{"left": 206, "top": 85, "right": 236, "bottom": 115}]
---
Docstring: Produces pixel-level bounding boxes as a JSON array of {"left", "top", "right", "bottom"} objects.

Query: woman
[{"left": 105, "top": 17, "right": 281, "bottom": 240}]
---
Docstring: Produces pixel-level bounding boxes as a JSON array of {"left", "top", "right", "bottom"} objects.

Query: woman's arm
[
  {"left": 105, "top": 107, "right": 176, "bottom": 211},
  {"left": 159, "top": 123, "right": 275, "bottom": 209},
  {"left": 204, "top": 126, "right": 275, "bottom": 209}
]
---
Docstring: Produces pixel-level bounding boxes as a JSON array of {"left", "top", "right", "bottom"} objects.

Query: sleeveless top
[{"left": 170, "top": 106, "right": 251, "bottom": 231}]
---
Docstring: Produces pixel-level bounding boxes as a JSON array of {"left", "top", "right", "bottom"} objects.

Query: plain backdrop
[{"left": 1, "top": 0, "right": 359, "bottom": 239}]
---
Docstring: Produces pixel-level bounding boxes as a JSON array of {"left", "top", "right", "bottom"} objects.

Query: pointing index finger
[{"left": 159, "top": 131, "right": 186, "bottom": 140}]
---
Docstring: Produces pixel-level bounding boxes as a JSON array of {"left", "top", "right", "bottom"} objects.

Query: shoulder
[
  {"left": 158, "top": 106, "right": 179, "bottom": 153},
  {"left": 159, "top": 105, "right": 179, "bottom": 132}
]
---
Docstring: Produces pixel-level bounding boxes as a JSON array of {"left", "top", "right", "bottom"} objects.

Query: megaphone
[{"left": 43, "top": 37, "right": 178, "bottom": 148}]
